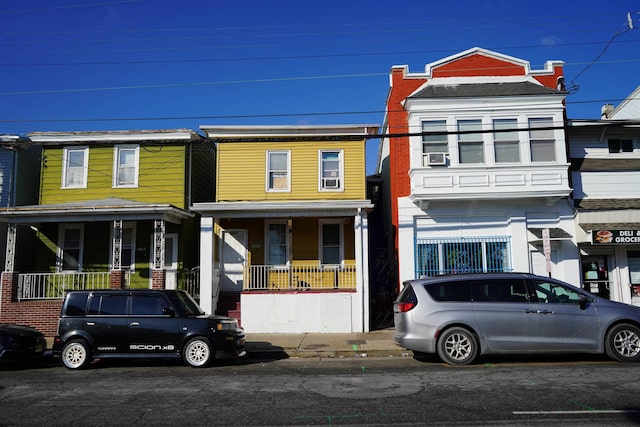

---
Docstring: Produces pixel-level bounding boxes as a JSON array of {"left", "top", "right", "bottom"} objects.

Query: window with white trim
[
  {"left": 319, "top": 150, "right": 343, "bottom": 191},
  {"left": 529, "top": 117, "right": 556, "bottom": 162},
  {"left": 415, "top": 236, "right": 511, "bottom": 277},
  {"left": 62, "top": 147, "right": 88, "bottom": 188},
  {"left": 493, "top": 118, "right": 520, "bottom": 163},
  {"left": 58, "top": 224, "right": 84, "bottom": 271},
  {"left": 320, "top": 220, "right": 342, "bottom": 264},
  {"left": 113, "top": 145, "right": 139, "bottom": 187},
  {"left": 458, "top": 119, "right": 484, "bottom": 164},
  {"left": 421, "top": 120, "right": 449, "bottom": 166},
  {"left": 266, "top": 221, "right": 288, "bottom": 265},
  {"left": 266, "top": 151, "right": 290, "bottom": 191}
]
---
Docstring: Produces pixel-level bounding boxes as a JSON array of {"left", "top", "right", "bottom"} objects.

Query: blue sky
[{"left": 2, "top": 0, "right": 639, "bottom": 174}]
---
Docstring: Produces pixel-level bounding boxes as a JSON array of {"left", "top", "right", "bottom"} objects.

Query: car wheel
[
  {"left": 437, "top": 327, "right": 478, "bottom": 366},
  {"left": 61, "top": 339, "right": 91, "bottom": 370},
  {"left": 605, "top": 323, "right": 640, "bottom": 362},
  {"left": 183, "top": 337, "right": 213, "bottom": 367}
]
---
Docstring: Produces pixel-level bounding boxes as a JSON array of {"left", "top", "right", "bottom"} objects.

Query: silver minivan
[{"left": 393, "top": 272, "right": 640, "bottom": 365}]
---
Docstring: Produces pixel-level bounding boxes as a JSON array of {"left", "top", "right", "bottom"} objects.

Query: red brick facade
[{"left": 0, "top": 270, "right": 168, "bottom": 337}]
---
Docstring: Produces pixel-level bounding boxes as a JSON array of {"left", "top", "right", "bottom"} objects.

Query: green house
[{"left": 0, "top": 130, "right": 214, "bottom": 315}]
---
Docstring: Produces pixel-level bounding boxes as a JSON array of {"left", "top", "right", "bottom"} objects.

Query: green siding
[{"left": 41, "top": 144, "right": 188, "bottom": 208}]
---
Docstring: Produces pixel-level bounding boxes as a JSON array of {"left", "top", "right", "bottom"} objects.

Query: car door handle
[
  {"left": 130, "top": 322, "right": 140, "bottom": 327},
  {"left": 538, "top": 310, "right": 553, "bottom": 314},
  {"left": 523, "top": 309, "right": 537, "bottom": 314},
  {"left": 85, "top": 322, "right": 95, "bottom": 326}
]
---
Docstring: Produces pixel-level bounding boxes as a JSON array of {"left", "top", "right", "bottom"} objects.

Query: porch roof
[
  {"left": 0, "top": 198, "right": 193, "bottom": 224},
  {"left": 191, "top": 200, "right": 373, "bottom": 218}
]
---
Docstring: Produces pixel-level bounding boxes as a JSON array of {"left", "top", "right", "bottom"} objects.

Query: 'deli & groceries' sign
[{"left": 592, "top": 230, "right": 640, "bottom": 245}]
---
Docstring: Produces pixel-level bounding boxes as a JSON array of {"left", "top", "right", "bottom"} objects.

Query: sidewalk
[{"left": 245, "top": 327, "right": 409, "bottom": 359}]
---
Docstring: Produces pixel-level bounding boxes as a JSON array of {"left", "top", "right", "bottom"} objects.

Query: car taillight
[{"left": 397, "top": 302, "right": 416, "bottom": 312}]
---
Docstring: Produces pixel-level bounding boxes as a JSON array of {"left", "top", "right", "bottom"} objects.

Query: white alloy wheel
[
  {"left": 606, "top": 324, "right": 640, "bottom": 362},
  {"left": 61, "top": 340, "right": 91, "bottom": 370},
  {"left": 183, "top": 337, "right": 213, "bottom": 367},
  {"left": 437, "top": 327, "right": 478, "bottom": 366}
]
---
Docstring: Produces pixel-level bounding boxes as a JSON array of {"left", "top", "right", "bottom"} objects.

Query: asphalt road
[{"left": 2, "top": 354, "right": 640, "bottom": 426}]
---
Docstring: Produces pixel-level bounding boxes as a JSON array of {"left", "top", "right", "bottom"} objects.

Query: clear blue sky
[{"left": 2, "top": 0, "right": 639, "bottom": 174}]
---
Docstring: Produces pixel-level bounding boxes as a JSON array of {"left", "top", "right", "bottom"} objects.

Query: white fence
[{"left": 17, "top": 272, "right": 127, "bottom": 301}]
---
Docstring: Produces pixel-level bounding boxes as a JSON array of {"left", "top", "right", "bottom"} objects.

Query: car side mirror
[
  {"left": 579, "top": 295, "right": 588, "bottom": 310},
  {"left": 162, "top": 307, "right": 176, "bottom": 317}
]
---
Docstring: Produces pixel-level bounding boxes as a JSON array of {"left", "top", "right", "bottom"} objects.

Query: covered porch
[{"left": 192, "top": 200, "right": 372, "bottom": 333}]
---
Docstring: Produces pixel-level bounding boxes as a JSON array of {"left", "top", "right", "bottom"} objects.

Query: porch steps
[{"left": 216, "top": 292, "right": 241, "bottom": 326}]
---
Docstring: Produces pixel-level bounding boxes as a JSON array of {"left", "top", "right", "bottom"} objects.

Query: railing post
[
  {"left": 1, "top": 271, "right": 18, "bottom": 304},
  {"left": 110, "top": 270, "right": 126, "bottom": 289}
]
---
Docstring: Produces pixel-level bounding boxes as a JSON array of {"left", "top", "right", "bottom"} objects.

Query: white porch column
[
  {"left": 354, "top": 208, "right": 370, "bottom": 332},
  {"left": 199, "top": 216, "right": 214, "bottom": 314}
]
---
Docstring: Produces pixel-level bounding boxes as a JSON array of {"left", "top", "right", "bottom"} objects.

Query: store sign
[{"left": 592, "top": 229, "right": 640, "bottom": 245}]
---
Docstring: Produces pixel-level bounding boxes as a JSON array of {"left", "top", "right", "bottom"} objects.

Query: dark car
[
  {"left": 52, "top": 289, "right": 245, "bottom": 369},
  {"left": 394, "top": 272, "right": 640, "bottom": 365},
  {"left": 0, "top": 323, "right": 47, "bottom": 364}
]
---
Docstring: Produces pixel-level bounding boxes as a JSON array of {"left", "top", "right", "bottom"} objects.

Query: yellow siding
[
  {"left": 216, "top": 140, "right": 366, "bottom": 202},
  {"left": 41, "top": 145, "right": 187, "bottom": 208}
]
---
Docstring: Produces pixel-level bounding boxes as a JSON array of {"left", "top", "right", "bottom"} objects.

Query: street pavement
[{"left": 245, "top": 327, "right": 409, "bottom": 359}]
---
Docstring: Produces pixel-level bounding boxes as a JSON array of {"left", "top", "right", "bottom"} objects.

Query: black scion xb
[{"left": 53, "top": 289, "right": 245, "bottom": 369}]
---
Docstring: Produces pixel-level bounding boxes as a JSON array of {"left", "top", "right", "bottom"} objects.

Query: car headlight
[{"left": 215, "top": 319, "right": 238, "bottom": 331}]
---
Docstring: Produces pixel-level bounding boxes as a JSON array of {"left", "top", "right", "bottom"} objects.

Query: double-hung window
[
  {"left": 529, "top": 117, "right": 556, "bottom": 162},
  {"left": 493, "top": 118, "right": 520, "bottom": 163},
  {"left": 113, "top": 145, "right": 139, "bottom": 187},
  {"left": 62, "top": 147, "right": 88, "bottom": 188},
  {"left": 58, "top": 224, "right": 84, "bottom": 271},
  {"left": 266, "top": 151, "right": 290, "bottom": 191},
  {"left": 421, "top": 120, "right": 448, "bottom": 166},
  {"left": 320, "top": 150, "right": 343, "bottom": 191},
  {"left": 458, "top": 119, "right": 484, "bottom": 164}
]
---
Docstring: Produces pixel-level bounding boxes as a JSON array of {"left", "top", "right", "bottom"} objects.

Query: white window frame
[
  {"left": 110, "top": 221, "right": 136, "bottom": 272},
  {"left": 62, "top": 146, "right": 89, "bottom": 189},
  {"left": 319, "top": 150, "right": 344, "bottom": 191},
  {"left": 421, "top": 120, "right": 449, "bottom": 166},
  {"left": 319, "top": 219, "right": 343, "bottom": 265},
  {"left": 493, "top": 118, "right": 521, "bottom": 163},
  {"left": 113, "top": 145, "right": 140, "bottom": 188},
  {"left": 457, "top": 119, "right": 485, "bottom": 164},
  {"left": 57, "top": 224, "right": 84, "bottom": 272},
  {"left": 265, "top": 220, "right": 290, "bottom": 265},
  {"left": 528, "top": 117, "right": 556, "bottom": 162},
  {"left": 266, "top": 150, "right": 290, "bottom": 192}
]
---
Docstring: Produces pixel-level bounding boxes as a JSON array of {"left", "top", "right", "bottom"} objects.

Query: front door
[
  {"left": 164, "top": 234, "right": 178, "bottom": 290},
  {"left": 221, "top": 229, "right": 247, "bottom": 292}
]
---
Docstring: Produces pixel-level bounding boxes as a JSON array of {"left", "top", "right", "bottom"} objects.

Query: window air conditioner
[
  {"left": 426, "top": 152, "right": 447, "bottom": 166},
  {"left": 323, "top": 178, "right": 340, "bottom": 189}
]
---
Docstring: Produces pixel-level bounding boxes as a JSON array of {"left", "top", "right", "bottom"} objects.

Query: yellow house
[{"left": 193, "top": 125, "right": 379, "bottom": 333}]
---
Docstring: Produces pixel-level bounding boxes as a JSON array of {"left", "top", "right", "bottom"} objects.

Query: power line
[{"left": 0, "top": 0, "right": 143, "bottom": 14}]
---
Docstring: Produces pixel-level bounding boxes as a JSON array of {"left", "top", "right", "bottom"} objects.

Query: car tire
[
  {"left": 437, "top": 327, "right": 478, "bottom": 366},
  {"left": 61, "top": 339, "right": 91, "bottom": 370},
  {"left": 605, "top": 323, "right": 640, "bottom": 363},
  {"left": 183, "top": 337, "right": 213, "bottom": 368}
]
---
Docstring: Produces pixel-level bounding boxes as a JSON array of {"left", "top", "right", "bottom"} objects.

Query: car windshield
[{"left": 170, "top": 291, "right": 206, "bottom": 316}]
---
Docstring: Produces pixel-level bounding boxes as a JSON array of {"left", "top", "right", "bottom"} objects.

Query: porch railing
[
  {"left": 178, "top": 267, "right": 200, "bottom": 302},
  {"left": 244, "top": 263, "right": 356, "bottom": 291},
  {"left": 17, "top": 272, "right": 129, "bottom": 301}
]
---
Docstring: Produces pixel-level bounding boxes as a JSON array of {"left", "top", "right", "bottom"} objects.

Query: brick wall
[{"left": 1, "top": 272, "right": 61, "bottom": 337}]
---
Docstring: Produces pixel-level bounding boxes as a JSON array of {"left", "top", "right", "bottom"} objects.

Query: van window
[
  {"left": 87, "top": 294, "right": 128, "bottom": 315},
  {"left": 64, "top": 293, "right": 88, "bottom": 316},
  {"left": 426, "top": 281, "right": 471, "bottom": 302},
  {"left": 131, "top": 295, "right": 167, "bottom": 315},
  {"left": 530, "top": 279, "right": 581, "bottom": 304},
  {"left": 471, "top": 279, "right": 529, "bottom": 302}
]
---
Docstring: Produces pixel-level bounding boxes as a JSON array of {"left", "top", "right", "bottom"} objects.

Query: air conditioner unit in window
[
  {"left": 323, "top": 178, "right": 340, "bottom": 189},
  {"left": 426, "top": 152, "right": 447, "bottom": 166}
]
